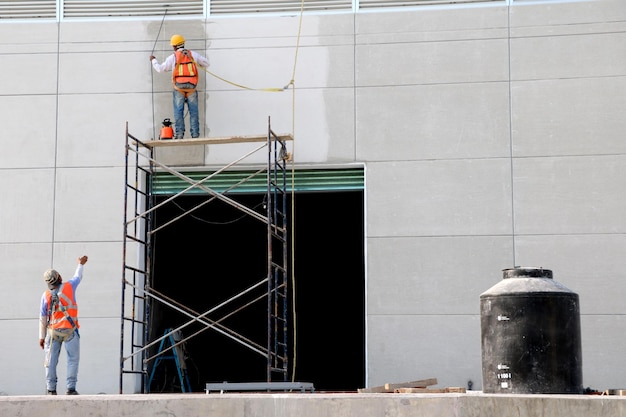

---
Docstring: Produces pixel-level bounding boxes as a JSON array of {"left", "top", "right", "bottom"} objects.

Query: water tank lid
[{"left": 502, "top": 267, "right": 552, "bottom": 279}]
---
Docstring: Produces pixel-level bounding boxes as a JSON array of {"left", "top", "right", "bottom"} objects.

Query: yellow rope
[
  {"left": 201, "top": 66, "right": 286, "bottom": 92},
  {"left": 289, "top": 0, "right": 305, "bottom": 384}
]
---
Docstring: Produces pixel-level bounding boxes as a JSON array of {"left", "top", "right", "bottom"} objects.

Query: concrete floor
[{"left": 1, "top": 391, "right": 625, "bottom": 417}]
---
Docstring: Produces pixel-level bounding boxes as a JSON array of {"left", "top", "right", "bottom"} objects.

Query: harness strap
[
  {"left": 173, "top": 49, "right": 198, "bottom": 97},
  {"left": 49, "top": 284, "right": 79, "bottom": 338}
]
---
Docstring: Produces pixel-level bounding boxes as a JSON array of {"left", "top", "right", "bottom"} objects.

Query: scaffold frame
[{"left": 120, "top": 118, "right": 291, "bottom": 393}]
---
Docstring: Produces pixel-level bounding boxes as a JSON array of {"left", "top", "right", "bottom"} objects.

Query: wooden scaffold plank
[{"left": 137, "top": 134, "right": 294, "bottom": 148}]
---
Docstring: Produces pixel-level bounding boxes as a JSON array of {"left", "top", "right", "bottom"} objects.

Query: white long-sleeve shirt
[{"left": 151, "top": 49, "right": 210, "bottom": 73}]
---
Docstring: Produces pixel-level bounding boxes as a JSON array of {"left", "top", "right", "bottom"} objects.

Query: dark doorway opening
[{"left": 149, "top": 190, "right": 365, "bottom": 392}]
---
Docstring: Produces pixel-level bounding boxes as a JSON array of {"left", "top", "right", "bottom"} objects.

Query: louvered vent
[
  {"left": 0, "top": 1, "right": 56, "bottom": 19},
  {"left": 358, "top": 0, "right": 500, "bottom": 8},
  {"left": 0, "top": 1, "right": 505, "bottom": 21},
  {"left": 210, "top": 0, "right": 352, "bottom": 15},
  {"left": 63, "top": 0, "right": 203, "bottom": 18}
]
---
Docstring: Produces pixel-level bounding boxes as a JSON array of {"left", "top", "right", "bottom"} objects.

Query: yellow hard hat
[{"left": 170, "top": 34, "right": 185, "bottom": 47}]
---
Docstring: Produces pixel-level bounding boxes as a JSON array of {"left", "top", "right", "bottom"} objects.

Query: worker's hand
[
  {"left": 149, "top": 55, "right": 155, "bottom": 61},
  {"left": 39, "top": 339, "right": 45, "bottom": 349},
  {"left": 78, "top": 255, "right": 88, "bottom": 265}
]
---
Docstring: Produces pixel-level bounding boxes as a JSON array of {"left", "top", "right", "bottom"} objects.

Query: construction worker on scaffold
[{"left": 150, "top": 34, "right": 210, "bottom": 139}]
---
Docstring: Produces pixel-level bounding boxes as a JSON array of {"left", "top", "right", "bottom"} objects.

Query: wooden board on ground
[
  {"left": 358, "top": 378, "right": 438, "bottom": 393},
  {"left": 395, "top": 387, "right": 466, "bottom": 394}
]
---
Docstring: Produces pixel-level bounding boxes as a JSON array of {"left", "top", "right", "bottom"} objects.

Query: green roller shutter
[{"left": 152, "top": 168, "right": 364, "bottom": 195}]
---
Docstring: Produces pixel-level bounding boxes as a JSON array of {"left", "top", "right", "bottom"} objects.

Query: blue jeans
[
  {"left": 44, "top": 330, "right": 80, "bottom": 391},
  {"left": 173, "top": 89, "right": 200, "bottom": 138}
]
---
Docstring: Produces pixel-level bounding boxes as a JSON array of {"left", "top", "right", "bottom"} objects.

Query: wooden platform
[{"left": 137, "top": 134, "right": 293, "bottom": 148}]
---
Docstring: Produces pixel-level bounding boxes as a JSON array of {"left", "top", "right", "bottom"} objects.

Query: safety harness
[
  {"left": 172, "top": 48, "right": 198, "bottom": 98},
  {"left": 48, "top": 284, "right": 79, "bottom": 343}
]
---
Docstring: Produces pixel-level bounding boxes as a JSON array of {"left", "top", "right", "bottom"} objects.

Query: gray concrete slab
[{"left": 0, "top": 392, "right": 624, "bottom": 417}]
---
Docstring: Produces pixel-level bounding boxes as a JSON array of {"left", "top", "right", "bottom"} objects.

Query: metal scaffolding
[{"left": 120, "top": 118, "right": 291, "bottom": 393}]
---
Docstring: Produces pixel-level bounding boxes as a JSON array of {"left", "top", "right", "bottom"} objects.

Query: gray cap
[{"left": 43, "top": 269, "right": 60, "bottom": 288}]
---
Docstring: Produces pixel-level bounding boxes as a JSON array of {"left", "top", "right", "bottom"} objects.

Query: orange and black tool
[{"left": 160, "top": 118, "right": 173, "bottom": 140}]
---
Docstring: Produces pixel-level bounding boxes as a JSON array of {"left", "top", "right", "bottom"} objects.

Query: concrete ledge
[{"left": 0, "top": 392, "right": 625, "bottom": 417}]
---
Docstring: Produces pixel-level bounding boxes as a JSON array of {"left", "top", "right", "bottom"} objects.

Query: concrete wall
[
  {"left": 364, "top": 0, "right": 626, "bottom": 392},
  {"left": 362, "top": 4, "right": 512, "bottom": 390},
  {"left": 0, "top": 0, "right": 624, "bottom": 396}
]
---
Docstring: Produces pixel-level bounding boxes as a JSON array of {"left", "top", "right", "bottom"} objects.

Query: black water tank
[{"left": 480, "top": 267, "right": 583, "bottom": 394}]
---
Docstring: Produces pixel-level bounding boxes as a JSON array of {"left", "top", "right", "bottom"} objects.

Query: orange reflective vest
[
  {"left": 172, "top": 49, "right": 198, "bottom": 94},
  {"left": 46, "top": 283, "right": 79, "bottom": 330}
]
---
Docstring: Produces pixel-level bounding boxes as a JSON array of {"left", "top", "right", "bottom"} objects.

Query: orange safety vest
[
  {"left": 172, "top": 49, "right": 198, "bottom": 95},
  {"left": 46, "top": 283, "right": 79, "bottom": 330}
]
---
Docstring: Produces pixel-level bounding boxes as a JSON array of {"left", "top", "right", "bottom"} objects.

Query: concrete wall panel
[
  {"left": 1, "top": 21, "right": 59, "bottom": 45},
  {"left": 512, "top": 155, "right": 626, "bottom": 235},
  {"left": 207, "top": 43, "right": 353, "bottom": 91},
  {"left": 514, "top": 234, "right": 626, "bottom": 315},
  {"left": 356, "top": 39, "right": 508, "bottom": 87},
  {"left": 204, "top": 90, "right": 294, "bottom": 138},
  {"left": 0, "top": 243, "right": 51, "bottom": 319},
  {"left": 77, "top": 317, "right": 123, "bottom": 395},
  {"left": 205, "top": 88, "right": 355, "bottom": 165},
  {"left": 207, "top": 14, "right": 356, "bottom": 91},
  {"left": 367, "top": 236, "right": 513, "bottom": 315},
  {"left": 59, "top": 21, "right": 160, "bottom": 45},
  {"left": 0, "top": 169, "right": 54, "bottom": 243},
  {"left": 580, "top": 315, "right": 626, "bottom": 391},
  {"left": 355, "top": 6, "right": 508, "bottom": 88},
  {"left": 73, "top": 242, "right": 122, "bottom": 318},
  {"left": 209, "top": 12, "right": 354, "bottom": 41},
  {"left": 321, "top": 88, "right": 356, "bottom": 162},
  {"left": 0, "top": 318, "right": 44, "bottom": 395},
  {"left": 511, "top": 0, "right": 626, "bottom": 35},
  {"left": 1, "top": 96, "right": 57, "bottom": 169},
  {"left": 356, "top": 6, "right": 508, "bottom": 42},
  {"left": 511, "top": 77, "right": 626, "bottom": 157},
  {"left": 367, "top": 315, "right": 482, "bottom": 390},
  {"left": 509, "top": 1, "right": 626, "bottom": 81},
  {"left": 356, "top": 82, "right": 511, "bottom": 161},
  {"left": 366, "top": 160, "right": 512, "bottom": 237},
  {"left": 59, "top": 51, "right": 151, "bottom": 94},
  {"left": 510, "top": 32, "right": 626, "bottom": 80},
  {"left": 53, "top": 167, "right": 124, "bottom": 242},
  {"left": 57, "top": 94, "right": 153, "bottom": 167},
  {"left": 0, "top": 53, "right": 58, "bottom": 95},
  {"left": 207, "top": 44, "right": 349, "bottom": 91}
]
